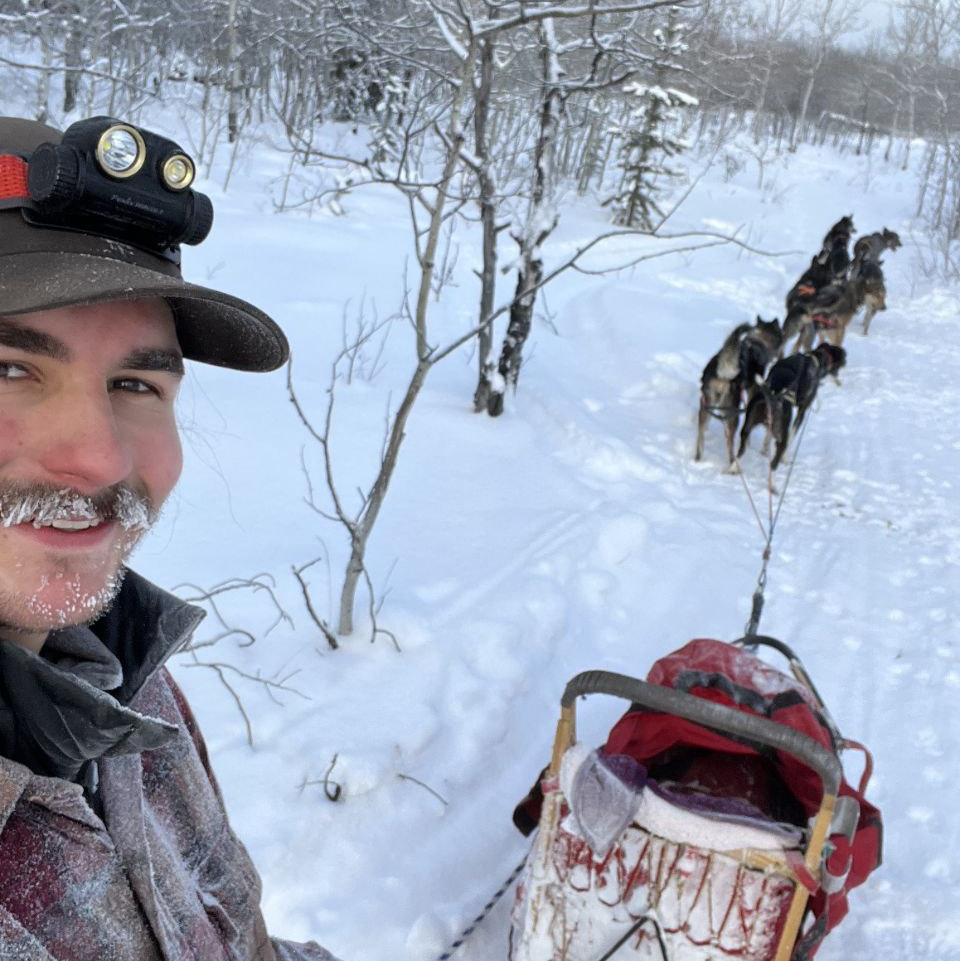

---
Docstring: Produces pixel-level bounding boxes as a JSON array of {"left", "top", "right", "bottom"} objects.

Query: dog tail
[{"left": 716, "top": 323, "right": 752, "bottom": 379}]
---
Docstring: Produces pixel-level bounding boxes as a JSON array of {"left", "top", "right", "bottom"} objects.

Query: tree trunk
[
  {"left": 473, "top": 38, "right": 498, "bottom": 413},
  {"left": 487, "top": 19, "right": 560, "bottom": 417},
  {"left": 487, "top": 262, "right": 543, "bottom": 417},
  {"left": 752, "top": 59, "right": 772, "bottom": 144},
  {"left": 338, "top": 359, "right": 431, "bottom": 634},
  {"left": 885, "top": 99, "right": 900, "bottom": 163},
  {"left": 902, "top": 90, "right": 915, "bottom": 171},
  {"left": 36, "top": 29, "right": 52, "bottom": 122},
  {"left": 855, "top": 90, "right": 869, "bottom": 155},
  {"left": 916, "top": 143, "right": 937, "bottom": 218},
  {"left": 337, "top": 45, "right": 478, "bottom": 634},
  {"left": 790, "top": 60, "right": 820, "bottom": 152},
  {"left": 226, "top": 0, "right": 242, "bottom": 143},
  {"left": 62, "top": 5, "right": 83, "bottom": 114}
]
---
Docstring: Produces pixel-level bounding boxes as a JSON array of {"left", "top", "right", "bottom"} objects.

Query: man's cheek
[
  {"left": 0, "top": 416, "right": 23, "bottom": 458},
  {"left": 146, "top": 431, "right": 183, "bottom": 505}
]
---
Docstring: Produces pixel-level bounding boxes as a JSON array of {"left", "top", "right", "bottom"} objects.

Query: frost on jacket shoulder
[{"left": 0, "top": 575, "right": 342, "bottom": 961}]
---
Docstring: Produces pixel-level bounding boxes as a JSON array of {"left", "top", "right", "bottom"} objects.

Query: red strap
[
  {"left": 0, "top": 155, "right": 29, "bottom": 201},
  {"left": 785, "top": 851, "right": 820, "bottom": 893},
  {"left": 841, "top": 738, "right": 875, "bottom": 795}
]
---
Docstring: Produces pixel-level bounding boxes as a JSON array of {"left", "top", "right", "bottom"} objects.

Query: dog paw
[{"left": 725, "top": 461, "right": 741, "bottom": 475}]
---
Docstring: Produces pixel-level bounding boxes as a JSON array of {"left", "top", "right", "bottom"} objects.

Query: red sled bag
[{"left": 510, "top": 638, "right": 881, "bottom": 961}]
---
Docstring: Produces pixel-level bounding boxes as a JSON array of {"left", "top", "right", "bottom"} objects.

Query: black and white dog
[
  {"left": 737, "top": 342, "right": 846, "bottom": 471},
  {"left": 695, "top": 317, "right": 783, "bottom": 470}
]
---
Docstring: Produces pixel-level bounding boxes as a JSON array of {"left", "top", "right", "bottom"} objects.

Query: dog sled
[{"left": 509, "top": 637, "right": 881, "bottom": 961}]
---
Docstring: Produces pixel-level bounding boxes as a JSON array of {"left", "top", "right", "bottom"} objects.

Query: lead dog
[
  {"left": 856, "top": 260, "right": 887, "bottom": 334},
  {"left": 852, "top": 227, "right": 901, "bottom": 268}
]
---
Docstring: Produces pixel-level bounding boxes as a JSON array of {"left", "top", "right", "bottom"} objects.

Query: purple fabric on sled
[
  {"left": 597, "top": 752, "right": 648, "bottom": 790},
  {"left": 602, "top": 753, "right": 802, "bottom": 844}
]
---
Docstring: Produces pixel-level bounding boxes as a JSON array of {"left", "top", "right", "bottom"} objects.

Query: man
[{"left": 0, "top": 116, "right": 342, "bottom": 960}]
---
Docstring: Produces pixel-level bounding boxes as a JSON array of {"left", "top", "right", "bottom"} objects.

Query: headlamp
[
  {"left": 96, "top": 124, "right": 145, "bottom": 178},
  {"left": 162, "top": 154, "right": 194, "bottom": 191},
  {"left": 23, "top": 115, "right": 213, "bottom": 257}
]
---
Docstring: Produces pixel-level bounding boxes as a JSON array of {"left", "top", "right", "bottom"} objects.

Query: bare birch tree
[
  {"left": 748, "top": 0, "right": 802, "bottom": 144},
  {"left": 788, "top": 0, "right": 860, "bottom": 151}
]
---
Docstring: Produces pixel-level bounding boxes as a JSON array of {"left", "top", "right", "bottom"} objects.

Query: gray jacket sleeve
[{"left": 271, "top": 937, "right": 345, "bottom": 961}]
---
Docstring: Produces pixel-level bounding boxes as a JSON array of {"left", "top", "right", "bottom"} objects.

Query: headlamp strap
[{"left": 0, "top": 155, "right": 33, "bottom": 211}]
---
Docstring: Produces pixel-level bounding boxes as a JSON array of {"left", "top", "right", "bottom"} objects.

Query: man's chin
[{"left": 0, "top": 567, "right": 127, "bottom": 636}]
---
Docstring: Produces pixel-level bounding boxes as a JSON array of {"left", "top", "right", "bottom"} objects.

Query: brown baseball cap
[{"left": 0, "top": 116, "right": 288, "bottom": 372}]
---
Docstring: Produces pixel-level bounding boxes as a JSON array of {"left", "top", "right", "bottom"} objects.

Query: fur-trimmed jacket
[{"left": 0, "top": 571, "right": 341, "bottom": 961}]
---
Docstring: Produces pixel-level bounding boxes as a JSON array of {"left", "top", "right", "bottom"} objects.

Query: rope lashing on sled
[
  {"left": 738, "top": 404, "right": 814, "bottom": 640},
  {"left": 595, "top": 915, "right": 669, "bottom": 961},
  {"left": 434, "top": 855, "right": 527, "bottom": 961}
]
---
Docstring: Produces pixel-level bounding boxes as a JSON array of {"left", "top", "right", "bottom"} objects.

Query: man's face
[{"left": 0, "top": 299, "right": 183, "bottom": 647}]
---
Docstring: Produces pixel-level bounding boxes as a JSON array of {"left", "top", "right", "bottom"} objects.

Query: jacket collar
[
  {"left": 0, "top": 569, "right": 204, "bottom": 783},
  {"left": 87, "top": 568, "right": 206, "bottom": 705}
]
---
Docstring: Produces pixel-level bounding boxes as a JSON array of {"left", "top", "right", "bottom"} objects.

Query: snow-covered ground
[{"left": 25, "top": 93, "right": 959, "bottom": 959}]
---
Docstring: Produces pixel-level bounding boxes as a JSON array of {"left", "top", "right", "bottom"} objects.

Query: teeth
[{"left": 33, "top": 518, "right": 101, "bottom": 531}]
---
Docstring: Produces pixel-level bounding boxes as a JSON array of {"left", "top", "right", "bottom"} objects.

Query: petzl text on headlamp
[{"left": 23, "top": 116, "right": 212, "bottom": 258}]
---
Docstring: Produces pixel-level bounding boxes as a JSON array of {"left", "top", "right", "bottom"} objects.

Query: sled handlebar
[{"left": 556, "top": 670, "right": 841, "bottom": 796}]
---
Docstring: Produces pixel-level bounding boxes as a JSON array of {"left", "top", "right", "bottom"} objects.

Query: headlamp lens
[
  {"left": 96, "top": 125, "right": 145, "bottom": 178},
  {"left": 163, "top": 154, "right": 195, "bottom": 190}
]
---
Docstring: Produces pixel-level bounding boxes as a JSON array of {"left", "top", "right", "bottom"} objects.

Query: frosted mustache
[{"left": 0, "top": 485, "right": 153, "bottom": 532}]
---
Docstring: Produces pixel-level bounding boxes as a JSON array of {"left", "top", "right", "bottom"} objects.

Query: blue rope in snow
[{"left": 435, "top": 855, "right": 527, "bottom": 961}]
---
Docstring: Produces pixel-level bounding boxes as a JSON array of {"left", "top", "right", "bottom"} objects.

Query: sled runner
[{"left": 509, "top": 637, "right": 881, "bottom": 961}]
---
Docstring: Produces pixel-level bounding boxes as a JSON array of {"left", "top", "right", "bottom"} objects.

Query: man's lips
[{"left": 8, "top": 519, "right": 119, "bottom": 550}]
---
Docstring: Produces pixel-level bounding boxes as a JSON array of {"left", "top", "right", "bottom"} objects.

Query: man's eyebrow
[
  {"left": 0, "top": 320, "right": 69, "bottom": 360},
  {"left": 118, "top": 348, "right": 185, "bottom": 377}
]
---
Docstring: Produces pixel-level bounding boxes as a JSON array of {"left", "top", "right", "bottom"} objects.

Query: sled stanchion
[
  {"left": 773, "top": 795, "right": 837, "bottom": 961},
  {"left": 549, "top": 705, "right": 576, "bottom": 777}
]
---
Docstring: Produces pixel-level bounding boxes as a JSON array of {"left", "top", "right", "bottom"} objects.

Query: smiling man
[{"left": 0, "top": 117, "right": 340, "bottom": 961}]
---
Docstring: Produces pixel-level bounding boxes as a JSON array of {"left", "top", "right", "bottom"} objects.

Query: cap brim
[{"left": 0, "top": 250, "right": 288, "bottom": 373}]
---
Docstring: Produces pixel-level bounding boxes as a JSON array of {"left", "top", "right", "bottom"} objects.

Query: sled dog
[
  {"left": 695, "top": 317, "right": 782, "bottom": 469},
  {"left": 737, "top": 343, "right": 847, "bottom": 471}
]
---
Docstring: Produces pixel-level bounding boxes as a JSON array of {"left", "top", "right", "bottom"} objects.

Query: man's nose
[{"left": 36, "top": 387, "right": 133, "bottom": 491}]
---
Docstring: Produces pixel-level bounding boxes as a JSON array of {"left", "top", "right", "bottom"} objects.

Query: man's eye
[
  {"left": 112, "top": 377, "right": 159, "bottom": 395},
  {"left": 0, "top": 362, "right": 30, "bottom": 380}
]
